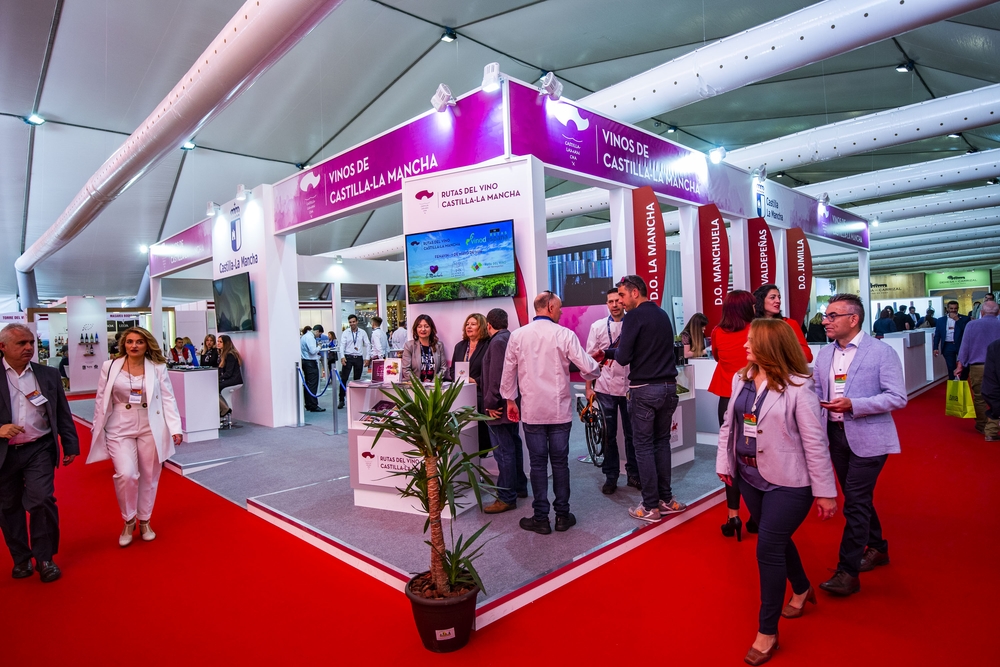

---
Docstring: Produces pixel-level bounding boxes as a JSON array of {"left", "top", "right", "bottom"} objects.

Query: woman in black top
[
  {"left": 450, "top": 313, "right": 491, "bottom": 452},
  {"left": 200, "top": 334, "right": 219, "bottom": 367},
  {"left": 217, "top": 334, "right": 243, "bottom": 417}
]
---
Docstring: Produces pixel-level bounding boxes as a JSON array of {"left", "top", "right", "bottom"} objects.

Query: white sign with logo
[
  {"left": 0, "top": 312, "right": 27, "bottom": 323},
  {"left": 356, "top": 433, "right": 420, "bottom": 488},
  {"left": 212, "top": 199, "right": 266, "bottom": 280}
]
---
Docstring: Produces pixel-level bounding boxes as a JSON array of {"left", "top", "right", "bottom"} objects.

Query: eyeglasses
[
  {"left": 821, "top": 312, "right": 854, "bottom": 321},
  {"left": 618, "top": 275, "right": 641, "bottom": 290}
]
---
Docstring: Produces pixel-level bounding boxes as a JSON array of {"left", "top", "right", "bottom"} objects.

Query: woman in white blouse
[{"left": 89, "top": 327, "right": 182, "bottom": 547}]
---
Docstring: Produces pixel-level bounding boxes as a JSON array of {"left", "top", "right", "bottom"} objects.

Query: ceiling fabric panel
[
  {"left": 0, "top": 117, "right": 31, "bottom": 296},
  {"left": 351, "top": 202, "right": 403, "bottom": 246},
  {"left": 294, "top": 212, "right": 368, "bottom": 257},
  {"left": 0, "top": 0, "right": 58, "bottom": 114},
  {"left": 162, "top": 149, "right": 295, "bottom": 239},
  {"left": 898, "top": 22, "right": 1000, "bottom": 86},
  {"left": 378, "top": 0, "right": 541, "bottom": 28}
]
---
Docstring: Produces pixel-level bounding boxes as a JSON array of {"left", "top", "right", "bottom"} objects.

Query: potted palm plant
[{"left": 367, "top": 377, "right": 493, "bottom": 653}]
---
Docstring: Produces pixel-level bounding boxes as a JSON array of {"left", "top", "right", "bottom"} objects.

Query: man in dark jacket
[
  {"left": 934, "top": 301, "right": 971, "bottom": 380},
  {"left": 480, "top": 308, "right": 526, "bottom": 513},
  {"left": 1, "top": 323, "right": 80, "bottom": 583},
  {"left": 892, "top": 306, "right": 912, "bottom": 333},
  {"left": 983, "top": 338, "right": 1000, "bottom": 434}
]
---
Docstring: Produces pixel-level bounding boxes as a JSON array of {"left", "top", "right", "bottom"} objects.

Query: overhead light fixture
[
  {"left": 336, "top": 255, "right": 344, "bottom": 264},
  {"left": 181, "top": 140, "right": 196, "bottom": 150},
  {"left": 895, "top": 61, "right": 914, "bottom": 73},
  {"left": 538, "top": 72, "right": 563, "bottom": 101},
  {"left": 236, "top": 184, "right": 247, "bottom": 201},
  {"left": 968, "top": 147, "right": 979, "bottom": 154},
  {"left": 431, "top": 83, "right": 455, "bottom": 112},
  {"left": 440, "top": 28, "right": 457, "bottom": 42},
  {"left": 139, "top": 245, "right": 148, "bottom": 254},
  {"left": 987, "top": 178, "right": 999, "bottom": 185},
  {"left": 207, "top": 201, "right": 220, "bottom": 217},
  {"left": 948, "top": 133, "right": 961, "bottom": 139},
  {"left": 23, "top": 113, "right": 46, "bottom": 126},
  {"left": 708, "top": 146, "right": 727, "bottom": 164},
  {"left": 817, "top": 192, "right": 830, "bottom": 215},
  {"left": 871, "top": 217, "right": 880, "bottom": 227},
  {"left": 751, "top": 165, "right": 767, "bottom": 183},
  {"left": 666, "top": 125, "right": 677, "bottom": 133},
  {"left": 482, "top": 62, "right": 501, "bottom": 93},
  {"left": 775, "top": 172, "right": 784, "bottom": 179}
]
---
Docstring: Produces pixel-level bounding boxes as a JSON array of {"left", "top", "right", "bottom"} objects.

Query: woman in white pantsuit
[{"left": 89, "top": 327, "right": 182, "bottom": 547}]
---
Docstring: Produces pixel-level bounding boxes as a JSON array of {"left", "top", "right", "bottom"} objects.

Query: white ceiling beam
[
  {"left": 578, "top": 0, "right": 993, "bottom": 124},
  {"left": 14, "top": 0, "right": 347, "bottom": 305},
  {"left": 849, "top": 184, "right": 1000, "bottom": 222},
  {"left": 796, "top": 148, "right": 1000, "bottom": 204},
  {"left": 869, "top": 206, "right": 1000, "bottom": 240},
  {"left": 815, "top": 249, "right": 1000, "bottom": 274}
]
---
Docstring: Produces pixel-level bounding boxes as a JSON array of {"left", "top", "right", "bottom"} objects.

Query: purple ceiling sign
[
  {"left": 273, "top": 89, "right": 507, "bottom": 234},
  {"left": 509, "top": 80, "right": 710, "bottom": 205},
  {"left": 149, "top": 218, "right": 213, "bottom": 277}
]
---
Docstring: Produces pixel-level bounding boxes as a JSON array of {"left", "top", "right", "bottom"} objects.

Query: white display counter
[
  {"left": 880, "top": 330, "right": 932, "bottom": 395},
  {"left": 924, "top": 331, "right": 949, "bottom": 383},
  {"left": 689, "top": 357, "right": 721, "bottom": 445},
  {"left": 672, "top": 365, "right": 697, "bottom": 465},
  {"left": 168, "top": 368, "right": 220, "bottom": 443},
  {"left": 347, "top": 380, "right": 480, "bottom": 516}
]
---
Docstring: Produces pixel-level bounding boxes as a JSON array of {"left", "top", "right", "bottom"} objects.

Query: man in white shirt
[
  {"left": 300, "top": 325, "right": 325, "bottom": 413},
  {"left": 338, "top": 314, "right": 370, "bottom": 409},
  {"left": 501, "top": 292, "right": 601, "bottom": 534},
  {"left": 368, "top": 316, "right": 390, "bottom": 364},
  {"left": 390, "top": 321, "right": 408, "bottom": 351},
  {"left": 585, "top": 289, "right": 638, "bottom": 494}
]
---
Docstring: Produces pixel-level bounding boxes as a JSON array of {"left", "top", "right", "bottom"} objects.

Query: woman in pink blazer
[
  {"left": 716, "top": 318, "right": 838, "bottom": 665},
  {"left": 89, "top": 327, "right": 182, "bottom": 547}
]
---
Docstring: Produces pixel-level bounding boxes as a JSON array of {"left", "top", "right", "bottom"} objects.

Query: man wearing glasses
[
  {"left": 814, "top": 293, "right": 906, "bottom": 597},
  {"left": 594, "top": 275, "right": 687, "bottom": 522}
]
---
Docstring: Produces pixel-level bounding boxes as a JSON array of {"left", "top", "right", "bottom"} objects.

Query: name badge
[
  {"left": 129, "top": 388, "right": 144, "bottom": 405},
  {"left": 742, "top": 413, "right": 758, "bottom": 439},
  {"left": 834, "top": 373, "right": 847, "bottom": 396},
  {"left": 25, "top": 390, "right": 48, "bottom": 407}
]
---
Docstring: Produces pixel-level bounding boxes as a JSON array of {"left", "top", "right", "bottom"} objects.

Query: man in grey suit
[
  {"left": 1, "top": 323, "right": 80, "bottom": 583},
  {"left": 815, "top": 294, "right": 907, "bottom": 596}
]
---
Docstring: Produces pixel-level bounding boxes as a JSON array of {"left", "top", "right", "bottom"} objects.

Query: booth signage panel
[
  {"left": 630, "top": 186, "right": 666, "bottom": 306},
  {"left": 273, "top": 89, "right": 506, "bottom": 234},
  {"left": 66, "top": 296, "right": 109, "bottom": 392},
  {"left": 758, "top": 180, "right": 869, "bottom": 250},
  {"left": 149, "top": 218, "right": 212, "bottom": 277},
  {"left": 356, "top": 433, "right": 419, "bottom": 488},
  {"left": 212, "top": 199, "right": 266, "bottom": 280},
  {"left": 925, "top": 269, "right": 991, "bottom": 290},
  {"left": 698, "top": 204, "right": 729, "bottom": 332},
  {"left": 1, "top": 312, "right": 27, "bottom": 323},
  {"left": 785, "top": 228, "right": 812, "bottom": 326},
  {"left": 747, "top": 217, "right": 775, "bottom": 293},
  {"left": 509, "top": 81, "right": 710, "bottom": 205}
]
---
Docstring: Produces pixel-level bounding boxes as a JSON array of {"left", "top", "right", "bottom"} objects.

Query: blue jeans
[
  {"left": 627, "top": 383, "right": 678, "bottom": 510},
  {"left": 596, "top": 392, "right": 637, "bottom": 482},
  {"left": 738, "top": 477, "right": 813, "bottom": 635},
  {"left": 488, "top": 423, "right": 527, "bottom": 505},
  {"left": 521, "top": 422, "right": 572, "bottom": 519}
]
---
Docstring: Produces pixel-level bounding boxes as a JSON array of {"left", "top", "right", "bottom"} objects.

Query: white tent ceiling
[{"left": 2, "top": 0, "right": 999, "bottom": 303}]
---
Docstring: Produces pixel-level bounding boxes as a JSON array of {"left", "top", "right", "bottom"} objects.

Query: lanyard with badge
[
  {"left": 834, "top": 348, "right": 850, "bottom": 397},
  {"left": 7, "top": 368, "right": 49, "bottom": 408},
  {"left": 743, "top": 384, "right": 768, "bottom": 443},
  {"left": 606, "top": 316, "right": 621, "bottom": 350},
  {"left": 351, "top": 330, "right": 359, "bottom": 353},
  {"left": 125, "top": 362, "right": 147, "bottom": 409}
]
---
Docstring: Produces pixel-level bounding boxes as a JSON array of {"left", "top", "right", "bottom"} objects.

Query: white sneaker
[{"left": 119, "top": 519, "right": 136, "bottom": 547}]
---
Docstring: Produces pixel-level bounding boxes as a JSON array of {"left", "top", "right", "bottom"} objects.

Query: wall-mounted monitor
[
  {"left": 405, "top": 219, "right": 517, "bottom": 304},
  {"left": 212, "top": 272, "right": 256, "bottom": 333}
]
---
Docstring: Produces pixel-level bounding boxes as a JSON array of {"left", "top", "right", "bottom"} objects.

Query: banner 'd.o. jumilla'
[
  {"left": 698, "top": 203, "right": 730, "bottom": 333},
  {"left": 631, "top": 186, "right": 666, "bottom": 306},
  {"left": 785, "top": 227, "right": 812, "bottom": 326},
  {"left": 747, "top": 217, "right": 775, "bottom": 294}
]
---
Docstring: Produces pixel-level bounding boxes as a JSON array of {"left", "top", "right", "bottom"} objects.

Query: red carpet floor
[{"left": 3, "top": 383, "right": 995, "bottom": 665}]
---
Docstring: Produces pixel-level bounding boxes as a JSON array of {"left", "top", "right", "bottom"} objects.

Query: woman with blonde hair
[
  {"left": 450, "top": 313, "right": 491, "bottom": 449},
  {"left": 716, "top": 318, "right": 837, "bottom": 664},
  {"left": 199, "top": 334, "right": 219, "bottom": 367},
  {"left": 217, "top": 334, "right": 243, "bottom": 417},
  {"left": 89, "top": 327, "right": 182, "bottom": 546}
]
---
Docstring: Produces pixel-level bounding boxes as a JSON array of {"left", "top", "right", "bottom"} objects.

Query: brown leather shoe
[
  {"left": 780, "top": 586, "right": 816, "bottom": 618},
  {"left": 744, "top": 634, "right": 778, "bottom": 665},
  {"left": 859, "top": 547, "right": 890, "bottom": 572},
  {"left": 820, "top": 570, "right": 860, "bottom": 596},
  {"left": 483, "top": 499, "right": 515, "bottom": 514}
]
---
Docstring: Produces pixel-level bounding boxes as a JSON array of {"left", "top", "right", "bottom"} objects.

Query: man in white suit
[{"left": 815, "top": 294, "right": 907, "bottom": 596}]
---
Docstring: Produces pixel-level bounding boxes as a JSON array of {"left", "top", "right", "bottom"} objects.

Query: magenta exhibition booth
[{"left": 144, "top": 73, "right": 882, "bottom": 627}]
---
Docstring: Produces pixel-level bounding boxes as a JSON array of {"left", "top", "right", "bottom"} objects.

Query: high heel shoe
[
  {"left": 119, "top": 518, "right": 136, "bottom": 548},
  {"left": 721, "top": 516, "right": 743, "bottom": 542},
  {"left": 744, "top": 633, "right": 779, "bottom": 666},
  {"left": 138, "top": 520, "right": 156, "bottom": 542},
  {"left": 746, "top": 517, "right": 759, "bottom": 534},
  {"left": 781, "top": 586, "right": 816, "bottom": 618}
]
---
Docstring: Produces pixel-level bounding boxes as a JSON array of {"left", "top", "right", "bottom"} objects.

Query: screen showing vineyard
[{"left": 405, "top": 220, "right": 517, "bottom": 304}]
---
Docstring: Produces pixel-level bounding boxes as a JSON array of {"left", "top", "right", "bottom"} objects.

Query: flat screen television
[
  {"left": 212, "top": 272, "right": 256, "bottom": 333},
  {"left": 405, "top": 219, "right": 517, "bottom": 304}
]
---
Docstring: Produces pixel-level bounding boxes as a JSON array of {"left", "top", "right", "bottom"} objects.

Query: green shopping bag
[{"left": 945, "top": 380, "right": 976, "bottom": 419}]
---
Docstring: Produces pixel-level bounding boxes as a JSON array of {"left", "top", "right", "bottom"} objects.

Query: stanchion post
[{"left": 294, "top": 362, "right": 305, "bottom": 427}]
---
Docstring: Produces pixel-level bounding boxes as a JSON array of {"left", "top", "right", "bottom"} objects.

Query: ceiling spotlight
[
  {"left": 987, "top": 178, "right": 999, "bottom": 185},
  {"left": 708, "top": 146, "right": 727, "bottom": 164},
  {"left": 440, "top": 28, "right": 457, "bottom": 42},
  {"left": 895, "top": 61, "right": 914, "bottom": 73},
  {"left": 948, "top": 133, "right": 961, "bottom": 139},
  {"left": 236, "top": 184, "right": 247, "bottom": 201},
  {"left": 666, "top": 125, "right": 677, "bottom": 133},
  {"left": 871, "top": 218, "right": 880, "bottom": 227},
  {"left": 482, "top": 62, "right": 501, "bottom": 93},
  {"left": 775, "top": 172, "right": 784, "bottom": 178},
  {"left": 431, "top": 83, "right": 456, "bottom": 112},
  {"left": 967, "top": 147, "right": 979, "bottom": 154},
  {"left": 752, "top": 165, "right": 767, "bottom": 182},
  {"left": 181, "top": 140, "right": 196, "bottom": 150},
  {"left": 207, "top": 201, "right": 220, "bottom": 217},
  {"left": 139, "top": 245, "right": 148, "bottom": 254},
  {"left": 336, "top": 255, "right": 344, "bottom": 264},
  {"left": 23, "top": 113, "right": 46, "bottom": 126},
  {"left": 817, "top": 192, "right": 830, "bottom": 215},
  {"left": 538, "top": 72, "right": 563, "bottom": 101}
]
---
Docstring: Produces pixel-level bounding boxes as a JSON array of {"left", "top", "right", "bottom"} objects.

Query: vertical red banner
[
  {"left": 698, "top": 203, "right": 730, "bottom": 333},
  {"left": 747, "top": 217, "right": 775, "bottom": 293},
  {"left": 631, "top": 186, "right": 666, "bottom": 306},
  {"left": 785, "top": 227, "right": 812, "bottom": 326}
]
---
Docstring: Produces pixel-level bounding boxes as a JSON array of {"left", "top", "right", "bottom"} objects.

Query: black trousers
[
  {"left": 828, "top": 423, "right": 888, "bottom": 577},
  {"left": 302, "top": 359, "right": 319, "bottom": 411},
  {"left": 339, "top": 355, "right": 364, "bottom": 402},
  {"left": 0, "top": 435, "right": 60, "bottom": 564},
  {"left": 718, "top": 396, "right": 742, "bottom": 511},
  {"left": 739, "top": 476, "right": 814, "bottom": 636}
]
